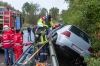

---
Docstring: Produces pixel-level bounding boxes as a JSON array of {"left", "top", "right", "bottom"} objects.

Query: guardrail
[{"left": 49, "top": 40, "right": 59, "bottom": 66}]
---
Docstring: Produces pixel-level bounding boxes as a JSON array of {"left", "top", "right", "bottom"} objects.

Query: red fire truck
[{"left": 0, "top": 6, "right": 22, "bottom": 33}]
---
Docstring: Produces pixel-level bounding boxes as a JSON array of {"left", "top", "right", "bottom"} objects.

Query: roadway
[{"left": 0, "top": 30, "right": 34, "bottom": 66}]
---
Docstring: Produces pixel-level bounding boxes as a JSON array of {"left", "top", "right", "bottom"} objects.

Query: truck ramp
[{"left": 12, "top": 40, "right": 59, "bottom": 66}]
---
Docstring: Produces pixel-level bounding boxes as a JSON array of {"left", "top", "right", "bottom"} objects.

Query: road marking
[{"left": 1, "top": 63, "right": 4, "bottom": 65}]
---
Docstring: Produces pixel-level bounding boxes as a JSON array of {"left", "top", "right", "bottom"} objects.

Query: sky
[{"left": 1, "top": 0, "right": 69, "bottom": 13}]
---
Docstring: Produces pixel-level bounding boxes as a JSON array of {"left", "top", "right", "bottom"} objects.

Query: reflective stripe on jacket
[{"left": 13, "top": 33, "right": 23, "bottom": 49}]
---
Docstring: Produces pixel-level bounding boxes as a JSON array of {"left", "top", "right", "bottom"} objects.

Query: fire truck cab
[{"left": 0, "top": 6, "right": 22, "bottom": 33}]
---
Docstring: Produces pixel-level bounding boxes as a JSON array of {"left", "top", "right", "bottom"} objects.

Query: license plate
[{"left": 72, "top": 44, "right": 83, "bottom": 53}]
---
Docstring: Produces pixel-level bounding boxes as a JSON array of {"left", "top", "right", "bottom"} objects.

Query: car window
[{"left": 70, "top": 26, "right": 90, "bottom": 43}]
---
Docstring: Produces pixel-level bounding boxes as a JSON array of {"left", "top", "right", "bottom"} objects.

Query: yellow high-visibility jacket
[
  {"left": 38, "top": 18, "right": 54, "bottom": 27},
  {"left": 35, "top": 27, "right": 48, "bottom": 44}
]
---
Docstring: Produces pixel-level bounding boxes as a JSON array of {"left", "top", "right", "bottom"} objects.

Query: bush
[{"left": 84, "top": 57, "right": 100, "bottom": 66}]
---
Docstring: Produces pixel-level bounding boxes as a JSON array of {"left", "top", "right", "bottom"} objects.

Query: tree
[
  {"left": 62, "top": 0, "right": 100, "bottom": 51},
  {"left": 39, "top": 8, "right": 48, "bottom": 17},
  {"left": 0, "top": 1, "right": 8, "bottom": 6},
  {"left": 49, "top": 7, "right": 59, "bottom": 20},
  {"left": 22, "top": 2, "right": 40, "bottom": 24},
  {"left": 22, "top": 2, "right": 31, "bottom": 14},
  {"left": 28, "top": 2, "right": 40, "bottom": 24}
]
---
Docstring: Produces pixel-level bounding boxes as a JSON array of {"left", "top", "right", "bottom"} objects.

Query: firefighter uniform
[
  {"left": 35, "top": 16, "right": 54, "bottom": 62},
  {"left": 35, "top": 23, "right": 48, "bottom": 62}
]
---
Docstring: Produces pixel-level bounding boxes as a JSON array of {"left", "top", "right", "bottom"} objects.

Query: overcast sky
[{"left": 2, "top": 0, "right": 69, "bottom": 13}]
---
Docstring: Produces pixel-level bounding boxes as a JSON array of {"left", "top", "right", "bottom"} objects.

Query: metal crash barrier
[
  {"left": 48, "top": 39, "right": 59, "bottom": 66},
  {"left": 13, "top": 37, "right": 59, "bottom": 66}
]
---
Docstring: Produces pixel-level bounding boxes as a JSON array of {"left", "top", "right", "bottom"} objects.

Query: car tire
[{"left": 70, "top": 58, "right": 87, "bottom": 66}]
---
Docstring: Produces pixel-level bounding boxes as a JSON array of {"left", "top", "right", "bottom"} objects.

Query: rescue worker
[
  {"left": 47, "top": 15, "right": 55, "bottom": 28},
  {"left": 1, "top": 25, "right": 13, "bottom": 66},
  {"left": 13, "top": 29, "right": 23, "bottom": 60},
  {"left": 35, "top": 15, "right": 55, "bottom": 63},
  {"left": 13, "top": 29, "right": 33, "bottom": 60},
  {"left": 38, "top": 15, "right": 55, "bottom": 31},
  {"left": 46, "top": 15, "right": 56, "bottom": 32},
  {"left": 35, "top": 22, "right": 48, "bottom": 63},
  {"left": 9, "top": 27, "right": 15, "bottom": 35},
  {"left": 9, "top": 27, "right": 15, "bottom": 46}
]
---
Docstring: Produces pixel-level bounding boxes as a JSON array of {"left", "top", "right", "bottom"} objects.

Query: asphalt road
[{"left": 0, "top": 30, "right": 34, "bottom": 66}]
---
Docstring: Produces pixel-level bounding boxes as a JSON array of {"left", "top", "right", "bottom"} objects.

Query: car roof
[{"left": 67, "top": 25, "right": 90, "bottom": 38}]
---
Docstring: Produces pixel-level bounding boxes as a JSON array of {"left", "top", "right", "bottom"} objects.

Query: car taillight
[
  {"left": 62, "top": 31, "right": 71, "bottom": 37},
  {"left": 88, "top": 47, "right": 93, "bottom": 53}
]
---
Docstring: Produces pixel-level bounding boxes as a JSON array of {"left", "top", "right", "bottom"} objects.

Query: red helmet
[{"left": 42, "top": 16, "right": 46, "bottom": 21}]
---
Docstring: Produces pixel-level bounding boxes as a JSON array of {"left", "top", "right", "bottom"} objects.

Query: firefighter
[
  {"left": 1, "top": 25, "right": 13, "bottom": 66},
  {"left": 13, "top": 29, "right": 33, "bottom": 60},
  {"left": 38, "top": 15, "right": 55, "bottom": 30},
  {"left": 35, "top": 22, "right": 48, "bottom": 63},
  {"left": 47, "top": 15, "right": 55, "bottom": 28},
  {"left": 35, "top": 15, "right": 55, "bottom": 63},
  {"left": 46, "top": 15, "right": 56, "bottom": 33}
]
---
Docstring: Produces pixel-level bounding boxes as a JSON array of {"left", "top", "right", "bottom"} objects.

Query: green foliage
[
  {"left": 0, "top": 1, "right": 9, "bottom": 7},
  {"left": 0, "top": 1, "right": 18, "bottom": 11},
  {"left": 22, "top": 2, "right": 31, "bottom": 14},
  {"left": 49, "top": 7, "right": 59, "bottom": 20},
  {"left": 39, "top": 8, "right": 48, "bottom": 17},
  {"left": 84, "top": 56, "right": 100, "bottom": 66},
  {"left": 62, "top": 0, "right": 100, "bottom": 52},
  {"left": 22, "top": 2, "right": 40, "bottom": 24}
]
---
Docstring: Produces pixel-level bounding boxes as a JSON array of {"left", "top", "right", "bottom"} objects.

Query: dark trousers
[
  {"left": 28, "top": 32, "right": 31, "bottom": 41},
  {"left": 39, "top": 44, "right": 48, "bottom": 62}
]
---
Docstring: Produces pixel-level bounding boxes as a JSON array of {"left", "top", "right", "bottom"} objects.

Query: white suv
[{"left": 49, "top": 25, "right": 92, "bottom": 66}]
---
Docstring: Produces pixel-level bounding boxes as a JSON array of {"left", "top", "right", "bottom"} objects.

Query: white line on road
[{"left": 1, "top": 63, "right": 4, "bottom": 65}]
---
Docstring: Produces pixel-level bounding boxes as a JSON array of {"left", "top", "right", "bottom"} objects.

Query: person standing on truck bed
[{"left": 1, "top": 25, "right": 13, "bottom": 66}]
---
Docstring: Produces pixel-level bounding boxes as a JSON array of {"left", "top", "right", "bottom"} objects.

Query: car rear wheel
[{"left": 70, "top": 57, "right": 87, "bottom": 66}]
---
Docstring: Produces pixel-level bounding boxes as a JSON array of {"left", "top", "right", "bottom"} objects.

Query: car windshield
[{"left": 70, "top": 26, "right": 90, "bottom": 44}]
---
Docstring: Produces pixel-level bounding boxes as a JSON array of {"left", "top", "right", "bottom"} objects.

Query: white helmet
[
  {"left": 37, "top": 22, "right": 43, "bottom": 27},
  {"left": 3, "top": 25, "right": 9, "bottom": 30}
]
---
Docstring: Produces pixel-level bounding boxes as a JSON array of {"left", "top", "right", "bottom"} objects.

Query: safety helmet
[
  {"left": 3, "top": 25, "right": 9, "bottom": 30},
  {"left": 37, "top": 22, "right": 43, "bottom": 27},
  {"left": 42, "top": 16, "right": 46, "bottom": 21}
]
